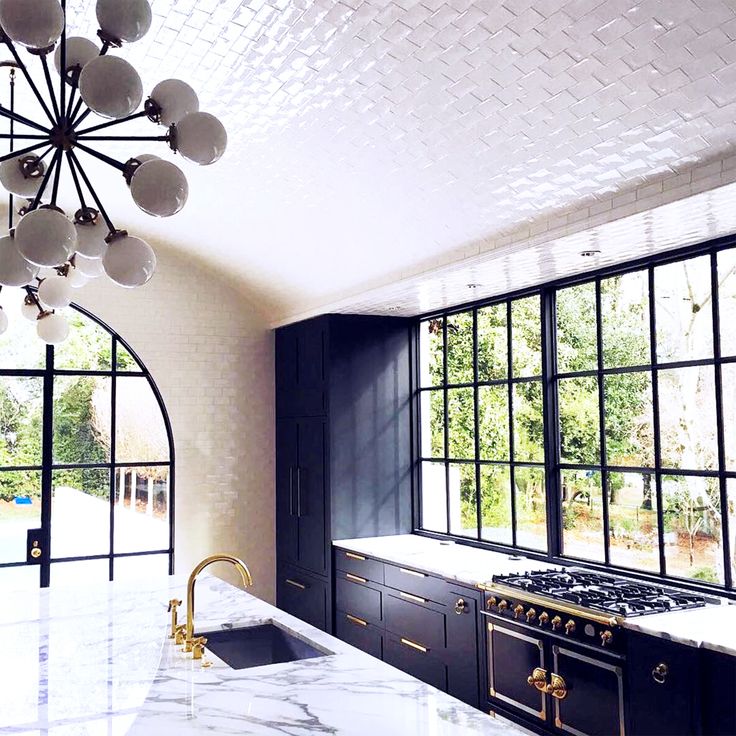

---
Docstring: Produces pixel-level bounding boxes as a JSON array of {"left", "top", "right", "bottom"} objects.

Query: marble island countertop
[
  {"left": 334, "top": 534, "right": 736, "bottom": 657},
  {"left": 1, "top": 572, "right": 533, "bottom": 736}
]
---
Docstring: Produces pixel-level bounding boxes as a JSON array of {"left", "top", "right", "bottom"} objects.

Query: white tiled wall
[{"left": 74, "top": 241, "right": 276, "bottom": 603}]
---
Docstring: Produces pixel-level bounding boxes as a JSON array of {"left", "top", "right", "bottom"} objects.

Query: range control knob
[
  {"left": 538, "top": 612, "right": 550, "bottom": 626},
  {"left": 513, "top": 604, "right": 524, "bottom": 619},
  {"left": 551, "top": 615, "right": 562, "bottom": 631},
  {"left": 486, "top": 597, "right": 497, "bottom": 610},
  {"left": 565, "top": 619, "right": 576, "bottom": 635},
  {"left": 526, "top": 608, "right": 537, "bottom": 623},
  {"left": 601, "top": 630, "right": 613, "bottom": 646},
  {"left": 498, "top": 599, "right": 509, "bottom": 611}
]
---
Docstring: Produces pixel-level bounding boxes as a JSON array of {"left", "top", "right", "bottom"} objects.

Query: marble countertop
[
  {"left": 0, "top": 572, "right": 534, "bottom": 736},
  {"left": 334, "top": 534, "right": 736, "bottom": 657}
]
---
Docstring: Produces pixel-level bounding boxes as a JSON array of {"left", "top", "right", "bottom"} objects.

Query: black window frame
[{"left": 413, "top": 232, "right": 736, "bottom": 597}]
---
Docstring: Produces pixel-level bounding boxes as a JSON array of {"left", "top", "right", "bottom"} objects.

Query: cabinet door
[
  {"left": 275, "top": 417, "right": 299, "bottom": 567},
  {"left": 296, "top": 416, "right": 327, "bottom": 576},
  {"left": 446, "top": 590, "right": 480, "bottom": 708},
  {"left": 275, "top": 320, "right": 327, "bottom": 416},
  {"left": 701, "top": 648, "right": 736, "bottom": 736},
  {"left": 277, "top": 565, "right": 328, "bottom": 631}
]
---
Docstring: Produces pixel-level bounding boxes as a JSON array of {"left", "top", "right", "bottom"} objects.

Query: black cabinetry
[{"left": 701, "top": 647, "right": 736, "bottom": 736}]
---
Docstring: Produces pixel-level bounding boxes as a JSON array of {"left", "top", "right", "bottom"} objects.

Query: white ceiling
[{"left": 26, "top": 0, "right": 736, "bottom": 321}]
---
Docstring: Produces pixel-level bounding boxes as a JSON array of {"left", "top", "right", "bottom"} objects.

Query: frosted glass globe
[
  {"left": 0, "top": 307, "right": 7, "bottom": 336},
  {"left": 66, "top": 267, "right": 89, "bottom": 288},
  {"left": 0, "top": 154, "right": 46, "bottom": 197},
  {"left": 74, "top": 220, "right": 107, "bottom": 258},
  {"left": 37, "top": 312, "right": 69, "bottom": 344},
  {"left": 73, "top": 252, "right": 105, "bottom": 278},
  {"left": 15, "top": 209, "right": 77, "bottom": 267},
  {"left": 103, "top": 234, "right": 155, "bottom": 287},
  {"left": 150, "top": 79, "right": 199, "bottom": 126},
  {"left": 0, "top": 234, "right": 39, "bottom": 286},
  {"left": 79, "top": 56, "right": 142, "bottom": 119},
  {"left": 130, "top": 159, "right": 188, "bottom": 217},
  {"left": 38, "top": 274, "right": 72, "bottom": 309},
  {"left": 0, "top": 0, "right": 64, "bottom": 49},
  {"left": 134, "top": 153, "right": 159, "bottom": 165},
  {"left": 175, "top": 112, "right": 227, "bottom": 165},
  {"left": 21, "top": 298, "right": 40, "bottom": 322},
  {"left": 96, "top": 0, "right": 151, "bottom": 43},
  {"left": 54, "top": 36, "right": 98, "bottom": 80}
]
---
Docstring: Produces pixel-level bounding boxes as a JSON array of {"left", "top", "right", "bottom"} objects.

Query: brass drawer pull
[
  {"left": 346, "top": 573, "right": 367, "bottom": 584},
  {"left": 400, "top": 637, "right": 428, "bottom": 653},
  {"left": 345, "top": 552, "right": 366, "bottom": 561},
  {"left": 400, "top": 591, "right": 427, "bottom": 604},
  {"left": 346, "top": 614, "right": 367, "bottom": 627},
  {"left": 285, "top": 578, "right": 306, "bottom": 590},
  {"left": 399, "top": 567, "right": 426, "bottom": 578}
]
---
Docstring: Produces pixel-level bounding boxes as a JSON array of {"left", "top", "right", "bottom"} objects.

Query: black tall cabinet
[{"left": 275, "top": 314, "right": 413, "bottom": 632}]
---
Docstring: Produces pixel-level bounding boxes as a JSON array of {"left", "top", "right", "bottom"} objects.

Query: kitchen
[{"left": 1, "top": 0, "right": 736, "bottom": 735}]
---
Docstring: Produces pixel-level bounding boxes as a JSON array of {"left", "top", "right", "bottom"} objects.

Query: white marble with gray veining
[{"left": 0, "top": 573, "right": 534, "bottom": 736}]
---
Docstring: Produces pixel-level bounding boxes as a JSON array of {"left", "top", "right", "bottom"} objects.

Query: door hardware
[
  {"left": 454, "top": 598, "right": 467, "bottom": 614},
  {"left": 652, "top": 662, "right": 668, "bottom": 684},
  {"left": 527, "top": 667, "right": 548, "bottom": 692}
]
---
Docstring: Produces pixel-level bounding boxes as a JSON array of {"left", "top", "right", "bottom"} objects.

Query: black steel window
[
  {"left": 0, "top": 300, "right": 174, "bottom": 589},
  {"left": 416, "top": 237, "right": 736, "bottom": 592}
]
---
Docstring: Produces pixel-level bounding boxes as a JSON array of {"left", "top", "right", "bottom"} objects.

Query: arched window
[{"left": 0, "top": 296, "right": 174, "bottom": 590}]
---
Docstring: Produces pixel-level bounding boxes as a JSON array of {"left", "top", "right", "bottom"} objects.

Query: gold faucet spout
[{"left": 185, "top": 554, "right": 253, "bottom": 645}]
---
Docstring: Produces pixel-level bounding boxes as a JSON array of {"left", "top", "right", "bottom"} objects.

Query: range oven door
[
  {"left": 551, "top": 644, "right": 625, "bottom": 736},
  {"left": 487, "top": 619, "right": 547, "bottom": 723}
]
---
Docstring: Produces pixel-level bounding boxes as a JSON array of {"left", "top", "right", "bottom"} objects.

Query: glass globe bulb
[
  {"left": 96, "top": 0, "right": 151, "bottom": 43},
  {"left": 37, "top": 312, "right": 69, "bottom": 344},
  {"left": 0, "top": 234, "right": 39, "bottom": 286},
  {"left": 73, "top": 252, "right": 105, "bottom": 278},
  {"left": 175, "top": 112, "right": 227, "bottom": 165},
  {"left": 150, "top": 79, "right": 199, "bottom": 126},
  {"left": 79, "top": 56, "right": 143, "bottom": 119},
  {"left": 130, "top": 159, "right": 188, "bottom": 217},
  {"left": 15, "top": 209, "right": 77, "bottom": 267},
  {"left": 38, "top": 274, "right": 72, "bottom": 309},
  {"left": 0, "top": 307, "right": 7, "bottom": 336},
  {"left": 0, "top": 154, "right": 46, "bottom": 197},
  {"left": 54, "top": 36, "right": 98, "bottom": 80},
  {"left": 103, "top": 234, "right": 155, "bottom": 287},
  {"left": 21, "top": 298, "right": 40, "bottom": 322},
  {"left": 66, "top": 267, "right": 89, "bottom": 288},
  {"left": 0, "top": 0, "right": 64, "bottom": 49},
  {"left": 74, "top": 220, "right": 107, "bottom": 258}
]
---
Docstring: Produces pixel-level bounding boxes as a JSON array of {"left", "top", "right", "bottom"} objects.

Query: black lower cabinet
[
  {"left": 701, "top": 648, "right": 736, "bottom": 736},
  {"left": 445, "top": 590, "right": 480, "bottom": 707},
  {"left": 335, "top": 611, "right": 383, "bottom": 659},
  {"left": 384, "top": 632, "right": 447, "bottom": 691},
  {"left": 276, "top": 564, "right": 328, "bottom": 631}
]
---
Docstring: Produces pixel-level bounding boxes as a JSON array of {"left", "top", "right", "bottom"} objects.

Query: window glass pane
[
  {"left": 114, "top": 553, "right": 169, "bottom": 581},
  {"left": 0, "top": 296, "right": 45, "bottom": 369},
  {"left": 556, "top": 283, "right": 598, "bottom": 373},
  {"left": 113, "top": 466, "right": 170, "bottom": 553},
  {"left": 513, "top": 381, "right": 544, "bottom": 462},
  {"left": 51, "top": 469, "right": 110, "bottom": 558},
  {"left": 511, "top": 296, "right": 541, "bottom": 377},
  {"left": 420, "top": 391, "right": 444, "bottom": 458},
  {"left": 721, "top": 364, "right": 736, "bottom": 470},
  {"left": 658, "top": 366, "right": 717, "bottom": 471},
  {"left": 604, "top": 372, "right": 654, "bottom": 467},
  {"left": 53, "top": 312, "right": 112, "bottom": 370},
  {"left": 477, "top": 304, "right": 507, "bottom": 380},
  {"left": 655, "top": 256, "right": 713, "bottom": 363},
  {"left": 115, "top": 341, "right": 143, "bottom": 372},
  {"left": 0, "top": 377, "right": 43, "bottom": 467},
  {"left": 419, "top": 318, "right": 444, "bottom": 387},
  {"left": 480, "top": 465, "right": 511, "bottom": 545},
  {"left": 0, "top": 564, "right": 38, "bottom": 592},
  {"left": 515, "top": 467, "right": 547, "bottom": 551},
  {"left": 0, "top": 470, "right": 41, "bottom": 564},
  {"left": 601, "top": 271, "right": 650, "bottom": 368},
  {"left": 115, "top": 378, "right": 170, "bottom": 463},
  {"left": 608, "top": 472, "right": 659, "bottom": 573},
  {"left": 663, "top": 475, "right": 723, "bottom": 584},
  {"left": 478, "top": 385, "right": 508, "bottom": 461},
  {"left": 446, "top": 312, "right": 474, "bottom": 384},
  {"left": 558, "top": 376, "right": 600, "bottom": 464},
  {"left": 420, "top": 461, "right": 446, "bottom": 533},
  {"left": 447, "top": 387, "right": 474, "bottom": 459},
  {"left": 449, "top": 463, "right": 477, "bottom": 538},
  {"left": 561, "top": 469, "right": 604, "bottom": 561},
  {"left": 50, "top": 558, "right": 109, "bottom": 588},
  {"left": 53, "top": 375, "right": 111, "bottom": 464}
]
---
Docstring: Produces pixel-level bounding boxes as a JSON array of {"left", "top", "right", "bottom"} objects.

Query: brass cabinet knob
[
  {"left": 455, "top": 598, "right": 467, "bottom": 615},
  {"left": 498, "top": 599, "right": 509, "bottom": 611},
  {"left": 486, "top": 597, "right": 497, "bottom": 610},
  {"left": 527, "top": 667, "right": 548, "bottom": 692},
  {"left": 564, "top": 619, "right": 576, "bottom": 635},
  {"left": 600, "top": 630, "right": 613, "bottom": 646},
  {"left": 551, "top": 615, "right": 562, "bottom": 630},
  {"left": 513, "top": 604, "right": 524, "bottom": 619},
  {"left": 652, "top": 662, "right": 668, "bottom": 684},
  {"left": 545, "top": 673, "right": 568, "bottom": 700},
  {"left": 538, "top": 612, "right": 549, "bottom": 626},
  {"left": 525, "top": 608, "right": 537, "bottom": 623},
  {"left": 31, "top": 547, "right": 42, "bottom": 559}
]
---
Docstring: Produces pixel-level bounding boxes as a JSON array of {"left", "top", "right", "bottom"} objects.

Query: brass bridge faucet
[{"left": 184, "top": 554, "right": 254, "bottom": 651}]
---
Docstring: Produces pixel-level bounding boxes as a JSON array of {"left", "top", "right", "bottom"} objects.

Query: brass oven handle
[
  {"left": 545, "top": 673, "right": 568, "bottom": 700},
  {"left": 652, "top": 663, "right": 668, "bottom": 685},
  {"left": 527, "top": 667, "right": 548, "bottom": 692}
]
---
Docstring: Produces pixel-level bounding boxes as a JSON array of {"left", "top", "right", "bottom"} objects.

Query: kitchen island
[{"left": 1, "top": 573, "right": 532, "bottom": 735}]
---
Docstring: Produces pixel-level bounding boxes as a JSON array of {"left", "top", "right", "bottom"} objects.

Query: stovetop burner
[{"left": 491, "top": 568, "right": 707, "bottom": 617}]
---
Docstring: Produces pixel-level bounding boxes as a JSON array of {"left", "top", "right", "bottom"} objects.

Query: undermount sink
[{"left": 198, "top": 623, "right": 328, "bottom": 670}]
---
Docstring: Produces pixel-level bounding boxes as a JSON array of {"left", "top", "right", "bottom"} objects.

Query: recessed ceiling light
[{"left": 580, "top": 250, "right": 601, "bottom": 258}]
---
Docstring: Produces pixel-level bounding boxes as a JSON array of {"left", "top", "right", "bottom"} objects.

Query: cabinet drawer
[
  {"left": 335, "top": 611, "right": 383, "bottom": 659},
  {"left": 384, "top": 592, "right": 446, "bottom": 653},
  {"left": 335, "top": 574, "right": 383, "bottom": 626},
  {"left": 384, "top": 563, "right": 446, "bottom": 603},
  {"left": 276, "top": 568, "right": 327, "bottom": 631},
  {"left": 384, "top": 632, "right": 447, "bottom": 692},
  {"left": 334, "top": 548, "right": 384, "bottom": 584}
]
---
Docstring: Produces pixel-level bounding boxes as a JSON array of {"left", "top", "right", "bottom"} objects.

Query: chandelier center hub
[{"left": 49, "top": 125, "right": 75, "bottom": 151}]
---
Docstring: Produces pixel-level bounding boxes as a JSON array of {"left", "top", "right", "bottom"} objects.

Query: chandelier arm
[
  {"left": 23, "top": 285, "right": 43, "bottom": 314},
  {"left": 50, "top": 151, "right": 63, "bottom": 206},
  {"left": 28, "top": 147, "right": 61, "bottom": 211},
  {"left": 0, "top": 105, "right": 51, "bottom": 134},
  {"left": 78, "top": 134, "right": 170, "bottom": 142},
  {"left": 67, "top": 150, "right": 115, "bottom": 232},
  {"left": 64, "top": 84, "right": 77, "bottom": 127},
  {"left": 65, "top": 149, "right": 87, "bottom": 211},
  {"left": 0, "top": 133, "right": 51, "bottom": 140},
  {"left": 2, "top": 40, "right": 56, "bottom": 126},
  {"left": 0, "top": 140, "right": 48, "bottom": 164},
  {"left": 59, "top": 0, "right": 66, "bottom": 127},
  {"left": 70, "top": 108, "right": 92, "bottom": 131},
  {"left": 73, "top": 141, "right": 127, "bottom": 172},
  {"left": 39, "top": 55, "right": 61, "bottom": 123},
  {"left": 75, "top": 110, "right": 151, "bottom": 136},
  {"left": 8, "top": 66, "right": 13, "bottom": 231},
  {"left": 69, "top": 98, "right": 84, "bottom": 127}
]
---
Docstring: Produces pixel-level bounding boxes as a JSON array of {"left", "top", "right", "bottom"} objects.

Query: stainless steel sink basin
[{"left": 198, "top": 623, "right": 327, "bottom": 670}]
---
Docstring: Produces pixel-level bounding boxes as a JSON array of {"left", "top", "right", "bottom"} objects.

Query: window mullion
[
  {"left": 507, "top": 301, "right": 517, "bottom": 546},
  {"left": 473, "top": 309, "right": 482, "bottom": 541},
  {"left": 595, "top": 278, "right": 610, "bottom": 566}
]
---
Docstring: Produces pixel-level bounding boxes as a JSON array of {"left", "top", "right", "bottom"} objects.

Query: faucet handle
[
  {"left": 174, "top": 625, "right": 186, "bottom": 645},
  {"left": 192, "top": 636, "right": 208, "bottom": 660},
  {"left": 168, "top": 599, "right": 183, "bottom": 639},
  {"left": 168, "top": 598, "right": 182, "bottom": 612}
]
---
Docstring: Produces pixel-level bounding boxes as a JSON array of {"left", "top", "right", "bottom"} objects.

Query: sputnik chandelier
[{"left": 0, "top": 0, "right": 227, "bottom": 344}]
